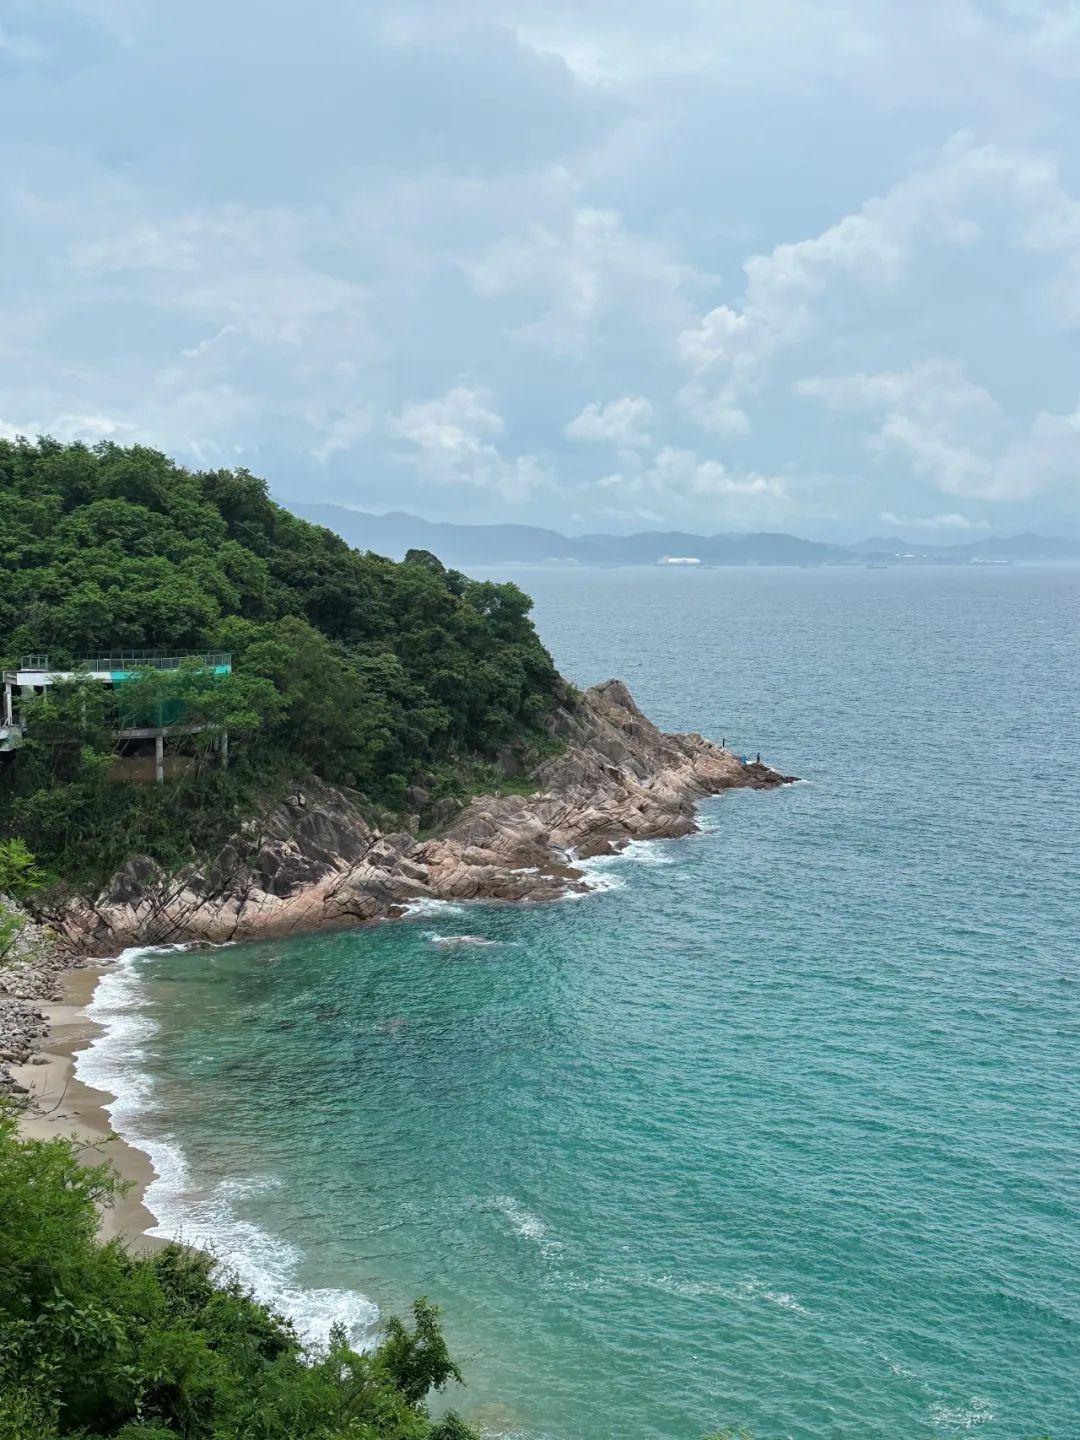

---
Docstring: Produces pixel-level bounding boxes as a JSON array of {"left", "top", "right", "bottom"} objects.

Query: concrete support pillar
[
  {"left": 2, "top": 682, "right": 11, "bottom": 726},
  {"left": 154, "top": 731, "right": 164, "bottom": 785}
]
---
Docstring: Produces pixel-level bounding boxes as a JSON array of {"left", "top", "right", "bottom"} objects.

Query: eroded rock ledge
[{"left": 50, "top": 680, "right": 795, "bottom": 956}]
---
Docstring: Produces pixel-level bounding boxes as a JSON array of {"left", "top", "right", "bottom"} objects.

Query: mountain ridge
[{"left": 286, "top": 502, "right": 1080, "bottom": 567}]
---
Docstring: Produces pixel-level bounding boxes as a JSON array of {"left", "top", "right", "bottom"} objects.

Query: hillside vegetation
[
  {"left": 0, "top": 1109, "right": 479, "bottom": 1440},
  {"left": 0, "top": 438, "right": 562, "bottom": 886}
]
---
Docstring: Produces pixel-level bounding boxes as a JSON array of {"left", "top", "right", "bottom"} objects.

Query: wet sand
[{"left": 12, "top": 966, "right": 162, "bottom": 1249}]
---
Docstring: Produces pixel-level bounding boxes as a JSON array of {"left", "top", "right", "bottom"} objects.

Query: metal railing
[{"left": 19, "top": 651, "right": 232, "bottom": 673}]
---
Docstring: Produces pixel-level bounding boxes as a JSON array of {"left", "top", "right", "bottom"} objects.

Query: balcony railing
[{"left": 19, "top": 651, "right": 232, "bottom": 673}]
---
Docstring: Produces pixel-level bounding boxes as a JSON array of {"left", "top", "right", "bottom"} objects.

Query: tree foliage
[
  {"left": 0, "top": 839, "right": 41, "bottom": 901},
  {"left": 0, "top": 1109, "right": 478, "bottom": 1440},
  {"left": 0, "top": 439, "right": 563, "bottom": 883}
]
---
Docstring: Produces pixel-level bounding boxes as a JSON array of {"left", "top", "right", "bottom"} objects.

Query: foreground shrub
[{"left": 0, "top": 1108, "right": 477, "bottom": 1439}]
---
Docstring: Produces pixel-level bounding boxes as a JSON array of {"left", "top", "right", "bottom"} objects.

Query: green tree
[
  {"left": 0, "top": 1109, "right": 480, "bottom": 1439},
  {"left": 0, "top": 438, "right": 564, "bottom": 884},
  {"left": 0, "top": 838, "right": 42, "bottom": 900}
]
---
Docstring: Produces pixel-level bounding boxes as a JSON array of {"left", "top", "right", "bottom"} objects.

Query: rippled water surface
[{"left": 82, "top": 567, "right": 1080, "bottom": 1440}]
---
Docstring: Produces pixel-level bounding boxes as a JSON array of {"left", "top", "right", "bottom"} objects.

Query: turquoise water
[{"left": 82, "top": 567, "right": 1080, "bottom": 1440}]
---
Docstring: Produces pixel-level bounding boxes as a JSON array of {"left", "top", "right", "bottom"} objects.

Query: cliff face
[{"left": 52, "top": 681, "right": 794, "bottom": 955}]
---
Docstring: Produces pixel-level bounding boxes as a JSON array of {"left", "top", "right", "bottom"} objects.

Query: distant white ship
[{"left": 658, "top": 556, "right": 702, "bottom": 566}]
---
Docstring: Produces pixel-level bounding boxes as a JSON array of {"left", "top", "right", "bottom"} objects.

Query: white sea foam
[
  {"left": 76, "top": 946, "right": 377, "bottom": 1348},
  {"left": 736, "top": 1277, "right": 808, "bottom": 1314},
  {"left": 146, "top": 1173, "right": 378, "bottom": 1346},
  {"left": 402, "top": 897, "right": 468, "bottom": 918},
  {"left": 646, "top": 1274, "right": 730, "bottom": 1298},
  {"left": 493, "top": 1195, "right": 562, "bottom": 1256},
  {"left": 561, "top": 854, "right": 627, "bottom": 898},
  {"left": 888, "top": 1359, "right": 924, "bottom": 1382},
  {"left": 556, "top": 1271, "right": 615, "bottom": 1295},
  {"left": 426, "top": 933, "right": 499, "bottom": 947},
  {"left": 928, "top": 1397, "right": 995, "bottom": 1431},
  {"left": 616, "top": 838, "right": 676, "bottom": 867},
  {"left": 564, "top": 836, "right": 679, "bottom": 898},
  {"left": 695, "top": 806, "right": 727, "bottom": 835},
  {"left": 643, "top": 1272, "right": 808, "bottom": 1314}
]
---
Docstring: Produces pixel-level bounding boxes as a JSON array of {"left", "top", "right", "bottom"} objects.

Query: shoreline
[
  {"left": 11, "top": 964, "right": 162, "bottom": 1249},
  {"left": 6, "top": 809, "right": 727, "bottom": 1260},
  {"left": 52, "top": 682, "right": 795, "bottom": 957},
  {"left": 5, "top": 681, "right": 794, "bottom": 1260},
  {"left": 7, "top": 821, "right": 704, "bottom": 1260}
]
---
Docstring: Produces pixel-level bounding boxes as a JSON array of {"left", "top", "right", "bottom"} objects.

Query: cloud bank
[{"left": 2, "top": 0, "right": 1080, "bottom": 538}]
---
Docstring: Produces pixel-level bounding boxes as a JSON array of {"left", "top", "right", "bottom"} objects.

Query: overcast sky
[{"left": 4, "top": 1, "right": 1080, "bottom": 538}]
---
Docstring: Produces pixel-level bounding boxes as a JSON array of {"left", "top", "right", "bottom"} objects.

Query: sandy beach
[{"left": 12, "top": 965, "right": 162, "bottom": 1249}]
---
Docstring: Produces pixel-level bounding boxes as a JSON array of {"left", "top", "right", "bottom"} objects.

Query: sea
[{"left": 77, "top": 565, "right": 1080, "bottom": 1440}]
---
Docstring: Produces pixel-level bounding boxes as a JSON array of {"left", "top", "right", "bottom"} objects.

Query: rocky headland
[
  {"left": 1, "top": 680, "right": 793, "bottom": 1090},
  {"left": 48, "top": 680, "right": 793, "bottom": 956}
]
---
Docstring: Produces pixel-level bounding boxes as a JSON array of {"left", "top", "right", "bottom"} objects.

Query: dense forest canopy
[{"left": 0, "top": 438, "right": 563, "bottom": 884}]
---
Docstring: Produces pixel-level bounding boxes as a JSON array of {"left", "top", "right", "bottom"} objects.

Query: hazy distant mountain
[
  {"left": 855, "top": 532, "right": 1080, "bottom": 562},
  {"left": 968, "top": 532, "right": 1080, "bottom": 561},
  {"left": 288, "top": 503, "right": 1080, "bottom": 567},
  {"left": 291, "top": 506, "right": 575, "bottom": 564},
  {"left": 289, "top": 504, "right": 849, "bottom": 566}
]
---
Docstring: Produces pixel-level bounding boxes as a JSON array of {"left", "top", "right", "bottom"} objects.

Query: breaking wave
[
  {"left": 402, "top": 897, "right": 468, "bottom": 918},
  {"left": 76, "top": 947, "right": 377, "bottom": 1347},
  {"left": 426, "top": 933, "right": 499, "bottom": 947}
]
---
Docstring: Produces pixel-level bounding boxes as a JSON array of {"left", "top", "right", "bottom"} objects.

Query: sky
[{"left": 3, "top": 1, "right": 1080, "bottom": 540}]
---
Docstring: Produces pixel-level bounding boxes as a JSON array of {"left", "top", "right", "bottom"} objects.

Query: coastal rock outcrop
[{"left": 47, "top": 681, "right": 795, "bottom": 956}]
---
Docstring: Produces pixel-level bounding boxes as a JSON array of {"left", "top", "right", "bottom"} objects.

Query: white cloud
[
  {"left": 7, "top": 3, "right": 1080, "bottom": 533},
  {"left": 71, "top": 221, "right": 207, "bottom": 274},
  {"left": 0, "top": 412, "right": 137, "bottom": 443},
  {"left": 388, "top": 387, "right": 550, "bottom": 500},
  {"left": 69, "top": 210, "right": 371, "bottom": 349},
  {"left": 464, "top": 204, "right": 698, "bottom": 353},
  {"left": 678, "top": 137, "right": 1080, "bottom": 435},
  {"left": 676, "top": 382, "right": 750, "bottom": 436},
  {"left": 799, "top": 359, "right": 1080, "bottom": 499},
  {"left": 51, "top": 413, "right": 138, "bottom": 442},
  {"left": 643, "top": 446, "right": 784, "bottom": 499},
  {"left": 64, "top": 0, "right": 146, "bottom": 47},
  {"left": 516, "top": 1, "right": 877, "bottom": 87},
  {"left": 180, "top": 325, "right": 242, "bottom": 361},
  {"left": 595, "top": 446, "right": 787, "bottom": 525},
  {"left": 1023, "top": 1, "right": 1080, "bottom": 74},
  {"left": 0, "top": 21, "right": 45, "bottom": 66},
  {"left": 24, "top": 197, "right": 376, "bottom": 466},
  {"left": 797, "top": 361, "right": 996, "bottom": 416},
  {"left": 390, "top": 386, "right": 505, "bottom": 456},
  {"left": 564, "top": 395, "right": 653, "bottom": 449},
  {"left": 307, "top": 405, "right": 375, "bottom": 464},
  {"left": 879, "top": 510, "right": 991, "bottom": 531},
  {"left": 0, "top": 385, "right": 260, "bottom": 466}
]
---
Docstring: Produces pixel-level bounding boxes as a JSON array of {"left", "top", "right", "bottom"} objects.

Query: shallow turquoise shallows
[{"left": 81, "top": 567, "right": 1080, "bottom": 1440}]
